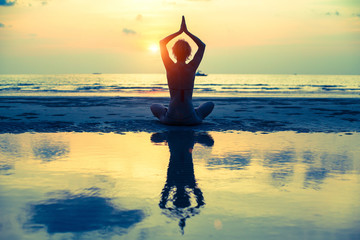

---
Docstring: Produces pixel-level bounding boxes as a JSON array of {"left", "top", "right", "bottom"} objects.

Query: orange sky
[{"left": 0, "top": 0, "right": 359, "bottom": 74}]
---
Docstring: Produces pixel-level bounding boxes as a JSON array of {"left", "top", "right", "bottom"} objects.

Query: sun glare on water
[{"left": 148, "top": 44, "right": 159, "bottom": 53}]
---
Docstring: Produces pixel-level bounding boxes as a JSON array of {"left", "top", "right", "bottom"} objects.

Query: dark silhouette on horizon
[
  {"left": 151, "top": 16, "right": 214, "bottom": 125},
  {"left": 151, "top": 131, "right": 214, "bottom": 234}
]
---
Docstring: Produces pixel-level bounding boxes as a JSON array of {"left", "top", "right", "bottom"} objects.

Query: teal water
[
  {"left": 0, "top": 131, "right": 359, "bottom": 240},
  {"left": 1, "top": 74, "right": 360, "bottom": 97}
]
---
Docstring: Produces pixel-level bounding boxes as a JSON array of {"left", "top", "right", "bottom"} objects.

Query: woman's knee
[
  {"left": 150, "top": 103, "right": 159, "bottom": 111},
  {"left": 150, "top": 104, "right": 166, "bottom": 119},
  {"left": 205, "top": 102, "right": 215, "bottom": 110},
  {"left": 197, "top": 102, "right": 214, "bottom": 119},
  {"left": 202, "top": 102, "right": 214, "bottom": 112}
]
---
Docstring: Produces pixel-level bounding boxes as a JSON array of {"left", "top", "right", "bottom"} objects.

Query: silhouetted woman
[{"left": 150, "top": 16, "right": 214, "bottom": 125}]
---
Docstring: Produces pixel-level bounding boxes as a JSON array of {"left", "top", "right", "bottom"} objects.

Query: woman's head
[{"left": 172, "top": 39, "right": 191, "bottom": 62}]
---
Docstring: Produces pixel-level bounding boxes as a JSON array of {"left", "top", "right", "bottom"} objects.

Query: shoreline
[
  {"left": 1, "top": 93, "right": 359, "bottom": 98},
  {"left": 1, "top": 96, "right": 359, "bottom": 134}
]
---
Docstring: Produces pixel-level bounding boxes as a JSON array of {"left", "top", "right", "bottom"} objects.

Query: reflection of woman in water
[
  {"left": 151, "top": 16, "right": 214, "bottom": 125},
  {"left": 151, "top": 131, "right": 214, "bottom": 233}
]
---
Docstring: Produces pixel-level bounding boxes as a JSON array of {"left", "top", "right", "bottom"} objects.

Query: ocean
[{"left": 0, "top": 74, "right": 359, "bottom": 98}]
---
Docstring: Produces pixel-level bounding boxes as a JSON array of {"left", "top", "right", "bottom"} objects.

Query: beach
[
  {"left": 1, "top": 74, "right": 360, "bottom": 240},
  {"left": 1, "top": 96, "right": 360, "bottom": 133}
]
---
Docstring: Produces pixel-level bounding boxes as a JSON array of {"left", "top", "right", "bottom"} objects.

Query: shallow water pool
[{"left": 0, "top": 131, "right": 359, "bottom": 240}]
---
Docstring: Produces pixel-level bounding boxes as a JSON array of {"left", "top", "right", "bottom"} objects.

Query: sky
[{"left": 0, "top": 0, "right": 359, "bottom": 74}]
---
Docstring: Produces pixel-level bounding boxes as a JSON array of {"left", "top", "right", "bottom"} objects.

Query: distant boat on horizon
[
  {"left": 92, "top": 73, "right": 102, "bottom": 75},
  {"left": 195, "top": 70, "right": 207, "bottom": 76}
]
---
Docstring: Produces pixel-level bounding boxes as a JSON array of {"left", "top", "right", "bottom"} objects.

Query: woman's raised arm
[
  {"left": 159, "top": 18, "right": 185, "bottom": 68},
  {"left": 182, "top": 16, "right": 206, "bottom": 70}
]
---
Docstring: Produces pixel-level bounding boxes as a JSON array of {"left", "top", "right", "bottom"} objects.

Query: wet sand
[
  {"left": 0, "top": 131, "right": 359, "bottom": 240},
  {"left": 1, "top": 96, "right": 359, "bottom": 239},
  {"left": 0, "top": 96, "right": 359, "bottom": 133}
]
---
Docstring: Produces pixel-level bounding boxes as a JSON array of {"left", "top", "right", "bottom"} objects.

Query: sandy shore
[{"left": 0, "top": 96, "right": 359, "bottom": 133}]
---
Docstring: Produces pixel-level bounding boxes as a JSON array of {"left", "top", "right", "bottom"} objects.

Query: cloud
[
  {"left": 0, "top": 163, "right": 13, "bottom": 175},
  {"left": 0, "top": 23, "right": 5, "bottom": 28},
  {"left": 0, "top": 0, "right": 15, "bottom": 6},
  {"left": 29, "top": 0, "right": 49, "bottom": 7},
  {"left": 32, "top": 139, "right": 69, "bottom": 162},
  {"left": 25, "top": 191, "right": 145, "bottom": 235},
  {"left": 5, "top": 0, "right": 49, "bottom": 7},
  {"left": 122, "top": 28, "right": 136, "bottom": 35},
  {"left": 326, "top": 11, "right": 340, "bottom": 16}
]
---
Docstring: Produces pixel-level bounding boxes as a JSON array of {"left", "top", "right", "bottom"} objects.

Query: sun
[{"left": 148, "top": 44, "right": 159, "bottom": 53}]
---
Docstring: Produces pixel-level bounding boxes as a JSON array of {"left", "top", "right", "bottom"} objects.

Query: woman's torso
[{"left": 165, "top": 63, "right": 201, "bottom": 124}]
